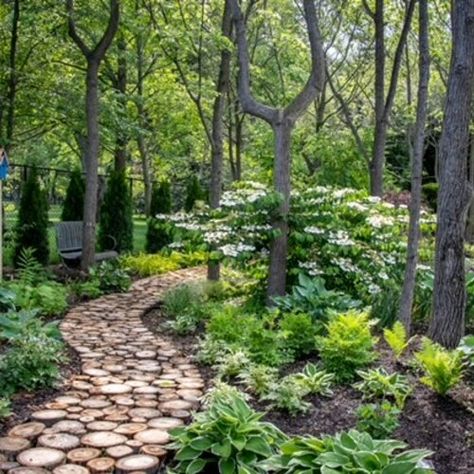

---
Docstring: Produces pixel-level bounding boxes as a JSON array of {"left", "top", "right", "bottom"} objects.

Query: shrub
[
  {"left": 184, "top": 175, "right": 204, "bottom": 212},
  {"left": 217, "top": 350, "right": 252, "bottom": 380},
  {"left": 163, "top": 283, "right": 205, "bottom": 319},
  {"left": 98, "top": 170, "right": 133, "bottom": 253},
  {"left": 356, "top": 402, "right": 401, "bottom": 438},
  {"left": 14, "top": 169, "right": 49, "bottom": 266},
  {"left": 0, "top": 309, "right": 61, "bottom": 342},
  {"left": 89, "top": 261, "right": 131, "bottom": 294},
  {"left": 0, "top": 335, "right": 65, "bottom": 394},
  {"left": 353, "top": 368, "right": 412, "bottom": 408},
  {"left": 196, "top": 335, "right": 229, "bottom": 365},
  {"left": 145, "top": 219, "right": 173, "bottom": 253},
  {"left": 169, "top": 386, "right": 287, "bottom": 474},
  {"left": 291, "top": 363, "right": 335, "bottom": 397},
  {"left": 414, "top": 338, "right": 465, "bottom": 396},
  {"left": 61, "top": 168, "right": 85, "bottom": 221},
  {"left": 150, "top": 180, "right": 172, "bottom": 215},
  {"left": 206, "top": 306, "right": 256, "bottom": 345},
  {"left": 237, "top": 364, "right": 278, "bottom": 396},
  {"left": 279, "top": 312, "right": 316, "bottom": 357},
  {"left": 316, "top": 311, "right": 377, "bottom": 383},
  {"left": 71, "top": 279, "right": 103, "bottom": 300},
  {"left": 384, "top": 321, "right": 412, "bottom": 360},
  {"left": 262, "top": 378, "right": 311, "bottom": 415}
]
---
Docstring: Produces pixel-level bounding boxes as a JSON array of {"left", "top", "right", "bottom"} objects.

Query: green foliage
[
  {"left": 237, "top": 364, "right": 278, "bottom": 396},
  {"left": 0, "top": 309, "right": 61, "bottom": 342},
  {"left": 414, "top": 338, "right": 465, "bottom": 396},
  {"left": 371, "top": 283, "right": 401, "bottom": 328},
  {"left": 262, "top": 377, "right": 312, "bottom": 415},
  {"left": 16, "top": 247, "right": 45, "bottom": 285},
  {"left": 279, "top": 311, "right": 316, "bottom": 357},
  {"left": 459, "top": 335, "right": 474, "bottom": 365},
  {"left": 14, "top": 169, "right": 49, "bottom": 266},
  {"left": 217, "top": 350, "right": 252, "bottom": 380},
  {"left": 0, "top": 335, "right": 65, "bottom": 394},
  {"left": 184, "top": 175, "right": 205, "bottom": 212},
  {"left": 0, "top": 397, "right": 11, "bottom": 419},
  {"left": 354, "top": 368, "right": 412, "bottom": 408},
  {"left": 356, "top": 402, "right": 401, "bottom": 438},
  {"left": 98, "top": 170, "right": 133, "bottom": 253},
  {"left": 275, "top": 275, "right": 361, "bottom": 332},
  {"left": 71, "top": 279, "right": 103, "bottom": 300},
  {"left": 61, "top": 168, "right": 85, "bottom": 221},
  {"left": 150, "top": 180, "right": 172, "bottom": 215},
  {"left": 316, "top": 311, "right": 378, "bottom": 383},
  {"left": 384, "top": 321, "right": 412, "bottom": 360},
  {"left": 291, "top": 363, "right": 335, "bottom": 397},
  {"left": 196, "top": 335, "right": 228, "bottom": 365},
  {"left": 146, "top": 219, "right": 174, "bottom": 253},
  {"left": 89, "top": 261, "right": 131, "bottom": 294},
  {"left": 168, "top": 386, "right": 287, "bottom": 474},
  {"left": 315, "top": 430, "right": 433, "bottom": 473}
]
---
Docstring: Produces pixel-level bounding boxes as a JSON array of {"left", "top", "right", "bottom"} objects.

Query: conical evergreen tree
[
  {"left": 184, "top": 175, "right": 204, "bottom": 212},
  {"left": 14, "top": 169, "right": 49, "bottom": 266},
  {"left": 61, "top": 168, "right": 85, "bottom": 221},
  {"left": 146, "top": 180, "right": 173, "bottom": 253},
  {"left": 98, "top": 170, "right": 133, "bottom": 252}
]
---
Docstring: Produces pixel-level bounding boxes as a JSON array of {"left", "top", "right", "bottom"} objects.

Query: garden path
[{"left": 0, "top": 267, "right": 206, "bottom": 473}]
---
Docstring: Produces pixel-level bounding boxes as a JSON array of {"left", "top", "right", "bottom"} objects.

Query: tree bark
[
  {"left": 208, "top": 0, "right": 233, "bottom": 282},
  {"left": 231, "top": 0, "right": 325, "bottom": 302},
  {"left": 466, "top": 137, "right": 474, "bottom": 242},
  {"left": 113, "top": 35, "right": 128, "bottom": 172},
  {"left": 398, "top": 0, "right": 430, "bottom": 332},
  {"left": 66, "top": 0, "right": 120, "bottom": 271},
  {"left": 429, "top": 0, "right": 474, "bottom": 348}
]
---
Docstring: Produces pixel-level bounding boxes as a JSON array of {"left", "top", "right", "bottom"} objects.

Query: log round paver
[{"left": 3, "top": 268, "right": 205, "bottom": 470}]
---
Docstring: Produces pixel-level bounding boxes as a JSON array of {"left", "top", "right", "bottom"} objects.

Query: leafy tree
[
  {"left": 14, "top": 169, "right": 49, "bottom": 266},
  {"left": 98, "top": 170, "right": 133, "bottom": 253},
  {"left": 61, "top": 168, "right": 85, "bottom": 221}
]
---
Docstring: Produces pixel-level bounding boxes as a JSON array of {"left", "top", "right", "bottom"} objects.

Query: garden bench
[{"left": 55, "top": 221, "right": 118, "bottom": 266}]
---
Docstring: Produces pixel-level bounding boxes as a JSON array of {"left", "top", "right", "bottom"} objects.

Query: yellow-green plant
[
  {"left": 414, "top": 338, "right": 465, "bottom": 396},
  {"left": 384, "top": 321, "right": 412, "bottom": 360}
]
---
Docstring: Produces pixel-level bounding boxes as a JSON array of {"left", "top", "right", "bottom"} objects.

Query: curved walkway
[{"left": 0, "top": 267, "right": 206, "bottom": 473}]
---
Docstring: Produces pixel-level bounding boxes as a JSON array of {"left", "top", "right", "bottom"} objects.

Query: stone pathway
[{"left": 0, "top": 268, "right": 206, "bottom": 473}]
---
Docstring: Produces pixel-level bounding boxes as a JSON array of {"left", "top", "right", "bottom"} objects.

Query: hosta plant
[
  {"left": 415, "top": 338, "right": 465, "bottom": 396},
  {"left": 316, "top": 430, "right": 433, "bottom": 473},
  {"left": 384, "top": 321, "right": 413, "bottom": 360},
  {"left": 168, "top": 387, "right": 287, "bottom": 474},
  {"left": 0, "top": 309, "right": 61, "bottom": 342},
  {"left": 292, "top": 363, "right": 335, "bottom": 397},
  {"left": 353, "top": 368, "right": 412, "bottom": 408}
]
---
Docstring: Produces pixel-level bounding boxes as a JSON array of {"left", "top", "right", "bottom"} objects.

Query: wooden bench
[{"left": 55, "top": 221, "right": 118, "bottom": 266}]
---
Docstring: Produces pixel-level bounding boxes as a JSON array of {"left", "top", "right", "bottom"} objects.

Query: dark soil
[
  {"left": 143, "top": 307, "right": 474, "bottom": 474},
  {"left": 0, "top": 344, "right": 81, "bottom": 435}
]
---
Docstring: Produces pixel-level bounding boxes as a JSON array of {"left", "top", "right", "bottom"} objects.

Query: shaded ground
[{"left": 143, "top": 307, "right": 474, "bottom": 474}]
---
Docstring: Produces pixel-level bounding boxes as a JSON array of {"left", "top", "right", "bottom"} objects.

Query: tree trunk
[
  {"left": 114, "top": 36, "right": 128, "bottom": 172},
  {"left": 137, "top": 130, "right": 153, "bottom": 216},
  {"left": 208, "top": 0, "right": 232, "bottom": 282},
  {"left": 429, "top": 0, "right": 474, "bottom": 348},
  {"left": 81, "top": 60, "right": 101, "bottom": 270},
  {"left": 267, "top": 121, "right": 292, "bottom": 302},
  {"left": 465, "top": 136, "right": 474, "bottom": 242},
  {"left": 398, "top": 0, "right": 430, "bottom": 332}
]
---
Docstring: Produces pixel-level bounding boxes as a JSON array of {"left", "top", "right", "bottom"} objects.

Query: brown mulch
[{"left": 143, "top": 306, "right": 474, "bottom": 474}]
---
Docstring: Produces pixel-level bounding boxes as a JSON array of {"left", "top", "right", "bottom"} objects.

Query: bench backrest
[{"left": 56, "top": 221, "right": 83, "bottom": 252}]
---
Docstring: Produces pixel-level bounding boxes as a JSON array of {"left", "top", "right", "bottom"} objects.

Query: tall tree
[
  {"left": 364, "top": 0, "right": 416, "bottom": 196},
  {"left": 429, "top": 0, "right": 474, "bottom": 348},
  {"left": 231, "top": 0, "right": 325, "bottom": 302},
  {"left": 398, "top": 0, "right": 430, "bottom": 332},
  {"left": 66, "top": 0, "right": 120, "bottom": 270}
]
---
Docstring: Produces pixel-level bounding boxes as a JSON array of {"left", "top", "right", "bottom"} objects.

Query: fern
[
  {"left": 17, "top": 248, "right": 44, "bottom": 285},
  {"left": 384, "top": 321, "right": 412, "bottom": 360},
  {"left": 415, "top": 338, "right": 465, "bottom": 395}
]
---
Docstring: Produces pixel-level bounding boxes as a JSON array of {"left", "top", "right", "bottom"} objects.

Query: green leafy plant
[
  {"left": 354, "top": 368, "right": 412, "bottom": 408},
  {"left": 316, "top": 311, "right": 377, "bottom": 383},
  {"left": 238, "top": 364, "right": 278, "bottom": 396},
  {"left": 262, "top": 377, "right": 312, "bottom": 415},
  {"left": 89, "top": 261, "right": 131, "bottom": 294},
  {"left": 279, "top": 311, "right": 316, "bottom": 357},
  {"left": 292, "top": 363, "right": 335, "bottom": 397},
  {"left": 316, "top": 430, "right": 433, "bottom": 473},
  {"left": 459, "top": 334, "right": 474, "bottom": 366},
  {"left": 71, "top": 279, "right": 103, "bottom": 300},
  {"left": 356, "top": 402, "right": 401, "bottom": 438},
  {"left": 146, "top": 219, "right": 174, "bottom": 254},
  {"left": 164, "top": 283, "right": 205, "bottom": 319},
  {"left": 196, "top": 335, "right": 229, "bottom": 365},
  {"left": 275, "top": 274, "right": 361, "bottom": 332},
  {"left": 0, "top": 335, "right": 65, "bottom": 394},
  {"left": 414, "top": 338, "right": 465, "bottom": 396},
  {"left": 62, "top": 168, "right": 85, "bottom": 221},
  {"left": 169, "top": 386, "right": 287, "bottom": 474},
  {"left": 217, "top": 350, "right": 252, "bottom": 380},
  {"left": 384, "top": 321, "right": 412, "bottom": 360},
  {"left": 0, "top": 397, "right": 11, "bottom": 419},
  {"left": 16, "top": 247, "right": 45, "bottom": 285},
  {"left": 0, "top": 309, "right": 61, "bottom": 342}
]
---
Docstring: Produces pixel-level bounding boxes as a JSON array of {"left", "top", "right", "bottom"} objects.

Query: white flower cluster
[
  {"left": 219, "top": 243, "right": 256, "bottom": 257},
  {"left": 304, "top": 226, "right": 325, "bottom": 235},
  {"left": 367, "top": 213, "right": 395, "bottom": 228},
  {"left": 299, "top": 261, "right": 324, "bottom": 276},
  {"left": 203, "top": 228, "right": 232, "bottom": 244},
  {"left": 346, "top": 201, "right": 369, "bottom": 212},
  {"left": 328, "top": 230, "right": 355, "bottom": 246},
  {"left": 332, "top": 257, "right": 359, "bottom": 273}
]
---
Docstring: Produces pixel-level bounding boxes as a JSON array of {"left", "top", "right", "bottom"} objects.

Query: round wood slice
[
  {"left": 127, "top": 409, "right": 160, "bottom": 419},
  {"left": 17, "top": 448, "right": 66, "bottom": 468},
  {"left": 100, "top": 384, "right": 132, "bottom": 395},
  {"left": 8, "top": 422, "right": 45, "bottom": 440},
  {"left": 115, "top": 454, "right": 159, "bottom": 473},
  {"left": 83, "top": 368, "right": 110, "bottom": 377},
  {"left": 67, "top": 448, "right": 101, "bottom": 464},
  {"left": 51, "top": 421, "right": 85, "bottom": 434},
  {"left": 140, "top": 445, "right": 167, "bottom": 458},
  {"left": 81, "top": 400, "right": 111, "bottom": 410},
  {"left": 55, "top": 396, "right": 81, "bottom": 406},
  {"left": 53, "top": 465, "right": 90, "bottom": 474},
  {"left": 105, "top": 445, "right": 134, "bottom": 459},
  {"left": 134, "top": 400, "right": 157, "bottom": 409},
  {"left": 31, "top": 410, "right": 67, "bottom": 426},
  {"left": 114, "top": 424, "right": 147, "bottom": 436},
  {"left": 125, "top": 440, "right": 143, "bottom": 453},
  {"left": 147, "top": 418, "right": 183, "bottom": 431},
  {"left": 159, "top": 400, "right": 192, "bottom": 412},
  {"left": 86, "top": 457, "right": 115, "bottom": 473},
  {"left": 8, "top": 467, "right": 51, "bottom": 474},
  {"left": 38, "top": 433, "right": 81, "bottom": 451},
  {"left": 0, "top": 462, "right": 21, "bottom": 471},
  {"left": 81, "top": 431, "right": 128, "bottom": 448},
  {"left": 86, "top": 421, "right": 118, "bottom": 431},
  {"left": 0, "top": 436, "right": 30, "bottom": 458},
  {"left": 133, "top": 430, "right": 169, "bottom": 445}
]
